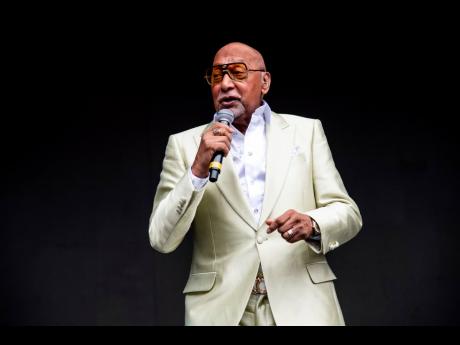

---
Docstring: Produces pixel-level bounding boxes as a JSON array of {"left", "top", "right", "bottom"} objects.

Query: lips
[{"left": 219, "top": 96, "right": 240, "bottom": 107}]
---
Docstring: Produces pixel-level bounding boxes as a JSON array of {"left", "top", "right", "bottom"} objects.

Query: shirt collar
[
  {"left": 212, "top": 101, "right": 271, "bottom": 129},
  {"left": 252, "top": 100, "right": 271, "bottom": 125}
]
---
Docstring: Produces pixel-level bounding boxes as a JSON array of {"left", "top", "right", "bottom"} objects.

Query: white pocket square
[{"left": 290, "top": 146, "right": 302, "bottom": 156}]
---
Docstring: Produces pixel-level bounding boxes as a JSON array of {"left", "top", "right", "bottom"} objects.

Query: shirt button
[
  {"left": 257, "top": 236, "right": 264, "bottom": 244},
  {"left": 254, "top": 208, "right": 259, "bottom": 214}
]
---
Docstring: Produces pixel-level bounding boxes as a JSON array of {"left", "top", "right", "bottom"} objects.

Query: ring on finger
[
  {"left": 212, "top": 128, "right": 220, "bottom": 136},
  {"left": 286, "top": 229, "right": 294, "bottom": 238}
]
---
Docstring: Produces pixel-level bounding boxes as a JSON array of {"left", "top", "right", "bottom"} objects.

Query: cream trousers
[{"left": 239, "top": 293, "right": 276, "bottom": 326}]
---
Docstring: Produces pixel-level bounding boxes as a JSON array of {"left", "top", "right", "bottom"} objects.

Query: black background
[{"left": 2, "top": 6, "right": 458, "bottom": 325}]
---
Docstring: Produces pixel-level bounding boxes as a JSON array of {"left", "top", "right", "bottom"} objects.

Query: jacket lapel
[
  {"left": 193, "top": 131, "right": 257, "bottom": 231},
  {"left": 258, "top": 112, "right": 294, "bottom": 228}
]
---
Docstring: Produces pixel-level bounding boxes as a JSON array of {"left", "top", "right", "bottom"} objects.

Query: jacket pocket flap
[
  {"left": 306, "top": 262, "right": 337, "bottom": 283},
  {"left": 183, "top": 272, "right": 217, "bottom": 293}
]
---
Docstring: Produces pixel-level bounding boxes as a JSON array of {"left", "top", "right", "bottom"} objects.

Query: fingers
[
  {"left": 207, "top": 123, "right": 234, "bottom": 142},
  {"left": 213, "top": 141, "right": 231, "bottom": 156},
  {"left": 279, "top": 226, "right": 307, "bottom": 243},
  {"left": 278, "top": 217, "right": 299, "bottom": 233},
  {"left": 266, "top": 210, "right": 309, "bottom": 243},
  {"left": 285, "top": 227, "right": 306, "bottom": 243},
  {"left": 266, "top": 209, "right": 297, "bottom": 233},
  {"left": 207, "top": 137, "right": 231, "bottom": 156},
  {"left": 266, "top": 215, "right": 287, "bottom": 233},
  {"left": 202, "top": 124, "right": 233, "bottom": 155},
  {"left": 202, "top": 129, "right": 232, "bottom": 154},
  {"left": 266, "top": 219, "right": 279, "bottom": 233},
  {"left": 282, "top": 228, "right": 295, "bottom": 240}
]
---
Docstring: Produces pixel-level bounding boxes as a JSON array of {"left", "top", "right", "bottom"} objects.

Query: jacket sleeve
[
  {"left": 148, "top": 134, "right": 205, "bottom": 253},
  {"left": 305, "top": 119, "right": 363, "bottom": 254}
]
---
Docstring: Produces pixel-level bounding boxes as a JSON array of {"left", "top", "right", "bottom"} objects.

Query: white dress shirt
[{"left": 189, "top": 102, "right": 271, "bottom": 224}]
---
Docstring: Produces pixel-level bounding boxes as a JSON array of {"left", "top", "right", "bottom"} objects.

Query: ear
[{"left": 261, "top": 72, "right": 271, "bottom": 95}]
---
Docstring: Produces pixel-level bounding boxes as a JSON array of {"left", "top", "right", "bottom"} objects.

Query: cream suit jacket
[{"left": 149, "top": 112, "right": 362, "bottom": 326}]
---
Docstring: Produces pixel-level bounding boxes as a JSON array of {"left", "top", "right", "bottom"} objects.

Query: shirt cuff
[{"left": 188, "top": 168, "right": 209, "bottom": 192}]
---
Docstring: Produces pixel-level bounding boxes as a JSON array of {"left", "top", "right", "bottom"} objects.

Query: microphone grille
[{"left": 215, "top": 109, "right": 234, "bottom": 124}]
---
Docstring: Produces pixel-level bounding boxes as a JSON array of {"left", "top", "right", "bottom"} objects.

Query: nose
[{"left": 220, "top": 73, "right": 235, "bottom": 91}]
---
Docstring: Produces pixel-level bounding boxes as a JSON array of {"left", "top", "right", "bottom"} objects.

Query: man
[{"left": 149, "top": 42, "right": 362, "bottom": 325}]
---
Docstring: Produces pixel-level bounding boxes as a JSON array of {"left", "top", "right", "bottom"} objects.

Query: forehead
[
  {"left": 213, "top": 45, "right": 258, "bottom": 66},
  {"left": 213, "top": 55, "right": 249, "bottom": 66},
  {"left": 212, "top": 61, "right": 246, "bottom": 70}
]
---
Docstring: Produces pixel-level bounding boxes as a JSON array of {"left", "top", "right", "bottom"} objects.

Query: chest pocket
[
  {"left": 183, "top": 272, "right": 217, "bottom": 293},
  {"left": 306, "top": 262, "right": 337, "bottom": 284}
]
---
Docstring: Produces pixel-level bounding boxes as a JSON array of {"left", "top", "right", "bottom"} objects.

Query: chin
[
  {"left": 231, "top": 111, "right": 243, "bottom": 119},
  {"left": 225, "top": 105, "right": 245, "bottom": 119}
]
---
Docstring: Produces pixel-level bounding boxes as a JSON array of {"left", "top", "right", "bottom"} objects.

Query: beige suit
[{"left": 149, "top": 112, "right": 362, "bottom": 325}]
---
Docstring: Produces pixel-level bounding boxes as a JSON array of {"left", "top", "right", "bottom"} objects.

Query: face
[{"left": 210, "top": 45, "right": 271, "bottom": 123}]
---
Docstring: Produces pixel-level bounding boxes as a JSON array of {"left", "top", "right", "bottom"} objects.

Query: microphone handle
[{"left": 209, "top": 152, "right": 223, "bottom": 182}]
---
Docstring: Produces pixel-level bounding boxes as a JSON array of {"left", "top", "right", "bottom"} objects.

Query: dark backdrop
[{"left": 2, "top": 9, "right": 458, "bottom": 325}]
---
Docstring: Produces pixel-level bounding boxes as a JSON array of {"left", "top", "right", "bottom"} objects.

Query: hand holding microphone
[{"left": 191, "top": 109, "right": 234, "bottom": 182}]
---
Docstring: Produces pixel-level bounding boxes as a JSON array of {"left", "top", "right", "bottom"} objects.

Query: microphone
[{"left": 209, "top": 109, "right": 234, "bottom": 183}]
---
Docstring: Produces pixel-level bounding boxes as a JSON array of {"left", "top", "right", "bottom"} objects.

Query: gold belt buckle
[{"left": 252, "top": 275, "right": 267, "bottom": 295}]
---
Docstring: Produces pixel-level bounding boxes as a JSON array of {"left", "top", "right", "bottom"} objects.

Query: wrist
[
  {"left": 308, "top": 217, "right": 321, "bottom": 241},
  {"left": 191, "top": 163, "right": 209, "bottom": 178},
  {"left": 188, "top": 168, "right": 209, "bottom": 191}
]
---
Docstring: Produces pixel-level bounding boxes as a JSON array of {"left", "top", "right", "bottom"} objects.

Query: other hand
[{"left": 266, "top": 209, "right": 315, "bottom": 243}]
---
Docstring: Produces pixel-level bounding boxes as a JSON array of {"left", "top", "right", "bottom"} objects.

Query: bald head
[{"left": 213, "top": 42, "right": 266, "bottom": 70}]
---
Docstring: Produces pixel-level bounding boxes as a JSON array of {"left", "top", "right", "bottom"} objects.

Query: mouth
[{"left": 218, "top": 96, "right": 240, "bottom": 108}]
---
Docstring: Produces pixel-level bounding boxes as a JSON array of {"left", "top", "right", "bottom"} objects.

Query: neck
[
  {"left": 233, "top": 101, "right": 264, "bottom": 135},
  {"left": 233, "top": 115, "right": 251, "bottom": 135}
]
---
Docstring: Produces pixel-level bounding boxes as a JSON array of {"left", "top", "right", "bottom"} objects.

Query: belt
[{"left": 252, "top": 273, "right": 267, "bottom": 295}]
